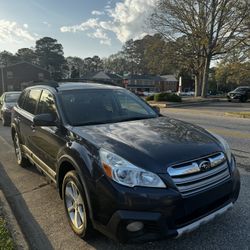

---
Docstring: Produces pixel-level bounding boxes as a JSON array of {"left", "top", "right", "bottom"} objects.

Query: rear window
[
  {"left": 22, "top": 89, "right": 42, "bottom": 114},
  {"left": 5, "top": 92, "right": 20, "bottom": 103}
]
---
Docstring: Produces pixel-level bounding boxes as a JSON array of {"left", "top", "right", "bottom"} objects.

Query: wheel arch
[{"left": 57, "top": 155, "right": 94, "bottom": 220}]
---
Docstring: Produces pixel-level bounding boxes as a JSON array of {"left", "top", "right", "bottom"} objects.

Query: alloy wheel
[
  {"left": 65, "top": 181, "right": 86, "bottom": 230},
  {"left": 14, "top": 133, "right": 22, "bottom": 163}
]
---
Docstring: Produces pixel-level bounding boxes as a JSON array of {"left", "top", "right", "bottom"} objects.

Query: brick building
[{"left": 0, "top": 62, "right": 50, "bottom": 94}]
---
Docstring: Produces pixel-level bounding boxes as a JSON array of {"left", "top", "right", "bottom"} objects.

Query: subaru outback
[{"left": 11, "top": 82, "right": 240, "bottom": 243}]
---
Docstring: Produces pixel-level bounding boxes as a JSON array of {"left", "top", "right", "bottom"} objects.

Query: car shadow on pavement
[{"left": 0, "top": 162, "right": 54, "bottom": 250}]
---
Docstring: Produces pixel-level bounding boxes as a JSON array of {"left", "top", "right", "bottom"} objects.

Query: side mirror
[
  {"left": 33, "top": 113, "right": 57, "bottom": 127},
  {"left": 152, "top": 106, "right": 160, "bottom": 114}
]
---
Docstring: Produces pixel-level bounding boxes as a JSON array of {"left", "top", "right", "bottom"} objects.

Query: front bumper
[
  {"left": 227, "top": 94, "right": 241, "bottom": 100},
  {"left": 92, "top": 165, "right": 240, "bottom": 243}
]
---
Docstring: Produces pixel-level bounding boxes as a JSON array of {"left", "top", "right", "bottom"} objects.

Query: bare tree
[{"left": 151, "top": 0, "right": 249, "bottom": 97}]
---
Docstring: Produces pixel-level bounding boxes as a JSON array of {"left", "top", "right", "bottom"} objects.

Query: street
[{"left": 0, "top": 104, "right": 250, "bottom": 250}]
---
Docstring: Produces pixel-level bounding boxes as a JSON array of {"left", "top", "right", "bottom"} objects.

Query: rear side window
[
  {"left": 22, "top": 89, "right": 41, "bottom": 114},
  {"left": 17, "top": 91, "right": 27, "bottom": 108}
]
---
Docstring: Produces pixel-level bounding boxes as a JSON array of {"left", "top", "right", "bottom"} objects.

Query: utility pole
[{"left": 0, "top": 65, "right": 5, "bottom": 94}]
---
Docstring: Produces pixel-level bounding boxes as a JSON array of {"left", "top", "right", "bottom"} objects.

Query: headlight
[
  {"left": 211, "top": 133, "right": 232, "bottom": 161},
  {"left": 99, "top": 149, "right": 166, "bottom": 188}
]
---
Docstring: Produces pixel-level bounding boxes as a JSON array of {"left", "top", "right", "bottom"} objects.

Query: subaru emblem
[{"left": 199, "top": 161, "right": 211, "bottom": 172}]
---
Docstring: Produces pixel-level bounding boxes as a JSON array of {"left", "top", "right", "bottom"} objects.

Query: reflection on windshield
[
  {"left": 60, "top": 89, "right": 157, "bottom": 126},
  {"left": 235, "top": 87, "right": 249, "bottom": 92},
  {"left": 5, "top": 93, "right": 20, "bottom": 103}
]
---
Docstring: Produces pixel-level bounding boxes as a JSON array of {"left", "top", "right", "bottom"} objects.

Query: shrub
[
  {"left": 145, "top": 95, "right": 154, "bottom": 101},
  {"left": 154, "top": 93, "right": 182, "bottom": 102}
]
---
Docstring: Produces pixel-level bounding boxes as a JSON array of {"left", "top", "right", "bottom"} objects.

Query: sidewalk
[{"left": 148, "top": 97, "right": 223, "bottom": 108}]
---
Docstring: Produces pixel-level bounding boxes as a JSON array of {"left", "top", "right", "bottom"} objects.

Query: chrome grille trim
[
  {"left": 173, "top": 163, "right": 228, "bottom": 184},
  {"left": 167, "top": 152, "right": 230, "bottom": 197}
]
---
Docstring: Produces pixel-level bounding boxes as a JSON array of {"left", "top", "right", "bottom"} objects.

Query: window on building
[
  {"left": 7, "top": 71, "right": 13, "bottom": 79},
  {"left": 8, "top": 85, "right": 14, "bottom": 91},
  {"left": 38, "top": 73, "right": 44, "bottom": 80}
]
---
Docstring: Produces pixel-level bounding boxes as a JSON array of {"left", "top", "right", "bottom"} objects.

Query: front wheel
[{"left": 62, "top": 171, "right": 93, "bottom": 239}]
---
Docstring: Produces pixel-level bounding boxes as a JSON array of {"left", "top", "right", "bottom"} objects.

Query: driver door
[{"left": 30, "top": 90, "right": 65, "bottom": 174}]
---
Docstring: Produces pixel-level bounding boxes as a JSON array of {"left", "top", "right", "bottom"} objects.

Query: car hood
[{"left": 72, "top": 116, "right": 223, "bottom": 173}]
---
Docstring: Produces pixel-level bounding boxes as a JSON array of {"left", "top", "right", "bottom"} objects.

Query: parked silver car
[{"left": 0, "top": 91, "right": 21, "bottom": 126}]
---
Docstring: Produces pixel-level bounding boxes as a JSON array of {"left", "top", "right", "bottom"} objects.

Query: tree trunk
[
  {"left": 195, "top": 73, "right": 202, "bottom": 97},
  {"left": 201, "top": 56, "right": 211, "bottom": 97}
]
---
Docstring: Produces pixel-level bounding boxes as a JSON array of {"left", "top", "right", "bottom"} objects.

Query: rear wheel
[
  {"left": 62, "top": 171, "right": 93, "bottom": 239},
  {"left": 13, "top": 132, "right": 30, "bottom": 167}
]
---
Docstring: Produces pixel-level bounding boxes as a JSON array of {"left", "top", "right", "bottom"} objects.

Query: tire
[
  {"left": 227, "top": 99, "right": 231, "bottom": 102},
  {"left": 62, "top": 171, "right": 93, "bottom": 239},
  {"left": 2, "top": 117, "right": 9, "bottom": 126},
  {"left": 13, "top": 132, "right": 30, "bottom": 167}
]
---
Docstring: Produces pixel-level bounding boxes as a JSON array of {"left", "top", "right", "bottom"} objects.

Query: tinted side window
[
  {"left": 22, "top": 89, "right": 41, "bottom": 114},
  {"left": 17, "top": 91, "right": 27, "bottom": 108},
  {"left": 37, "top": 90, "right": 57, "bottom": 116}
]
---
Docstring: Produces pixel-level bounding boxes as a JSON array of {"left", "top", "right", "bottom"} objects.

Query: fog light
[{"left": 126, "top": 221, "right": 144, "bottom": 232}]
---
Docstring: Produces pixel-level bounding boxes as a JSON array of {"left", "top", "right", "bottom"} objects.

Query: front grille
[{"left": 167, "top": 152, "right": 231, "bottom": 197}]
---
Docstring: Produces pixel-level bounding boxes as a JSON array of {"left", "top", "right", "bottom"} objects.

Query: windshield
[
  {"left": 60, "top": 89, "right": 158, "bottom": 126},
  {"left": 5, "top": 93, "right": 21, "bottom": 103},
  {"left": 234, "top": 87, "right": 249, "bottom": 92}
]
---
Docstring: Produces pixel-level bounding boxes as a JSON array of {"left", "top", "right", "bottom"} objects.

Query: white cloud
[
  {"left": 60, "top": 18, "right": 99, "bottom": 32},
  {"left": 87, "top": 29, "right": 111, "bottom": 45},
  {"left": 0, "top": 19, "right": 36, "bottom": 43},
  {"left": 91, "top": 10, "right": 104, "bottom": 16},
  {"left": 23, "top": 23, "right": 28, "bottom": 29},
  {"left": 42, "top": 21, "right": 51, "bottom": 27},
  {"left": 60, "top": 0, "right": 156, "bottom": 44}
]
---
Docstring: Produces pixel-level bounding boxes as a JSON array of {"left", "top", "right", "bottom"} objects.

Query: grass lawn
[{"left": 0, "top": 216, "right": 15, "bottom": 250}]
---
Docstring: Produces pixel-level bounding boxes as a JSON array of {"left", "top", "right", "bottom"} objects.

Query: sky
[{"left": 0, "top": 0, "right": 157, "bottom": 58}]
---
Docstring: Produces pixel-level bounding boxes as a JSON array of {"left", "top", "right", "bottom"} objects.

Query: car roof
[
  {"left": 236, "top": 86, "right": 250, "bottom": 89},
  {"left": 26, "top": 82, "right": 123, "bottom": 93},
  {"left": 57, "top": 82, "right": 123, "bottom": 91}
]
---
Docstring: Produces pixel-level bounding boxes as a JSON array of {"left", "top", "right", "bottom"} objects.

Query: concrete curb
[
  {"left": 0, "top": 190, "right": 29, "bottom": 250},
  {"left": 160, "top": 107, "right": 250, "bottom": 119},
  {"left": 224, "top": 112, "right": 250, "bottom": 119}
]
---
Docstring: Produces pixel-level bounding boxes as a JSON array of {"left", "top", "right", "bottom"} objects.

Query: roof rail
[{"left": 34, "top": 81, "right": 60, "bottom": 89}]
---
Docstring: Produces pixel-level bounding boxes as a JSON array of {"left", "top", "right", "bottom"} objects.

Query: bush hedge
[
  {"left": 145, "top": 95, "right": 154, "bottom": 101},
  {"left": 154, "top": 93, "right": 182, "bottom": 102}
]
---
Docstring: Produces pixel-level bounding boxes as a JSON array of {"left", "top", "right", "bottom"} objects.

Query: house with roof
[
  {"left": 123, "top": 74, "right": 178, "bottom": 93},
  {"left": 81, "top": 71, "right": 123, "bottom": 86},
  {"left": 0, "top": 62, "right": 51, "bottom": 94}
]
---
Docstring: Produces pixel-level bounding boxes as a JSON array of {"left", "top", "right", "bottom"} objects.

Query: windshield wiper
[
  {"left": 73, "top": 119, "right": 115, "bottom": 126},
  {"left": 116, "top": 116, "right": 156, "bottom": 123}
]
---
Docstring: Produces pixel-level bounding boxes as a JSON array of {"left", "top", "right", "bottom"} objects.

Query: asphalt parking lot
[
  {"left": 0, "top": 102, "right": 250, "bottom": 250},
  {"left": 178, "top": 99, "right": 250, "bottom": 113}
]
